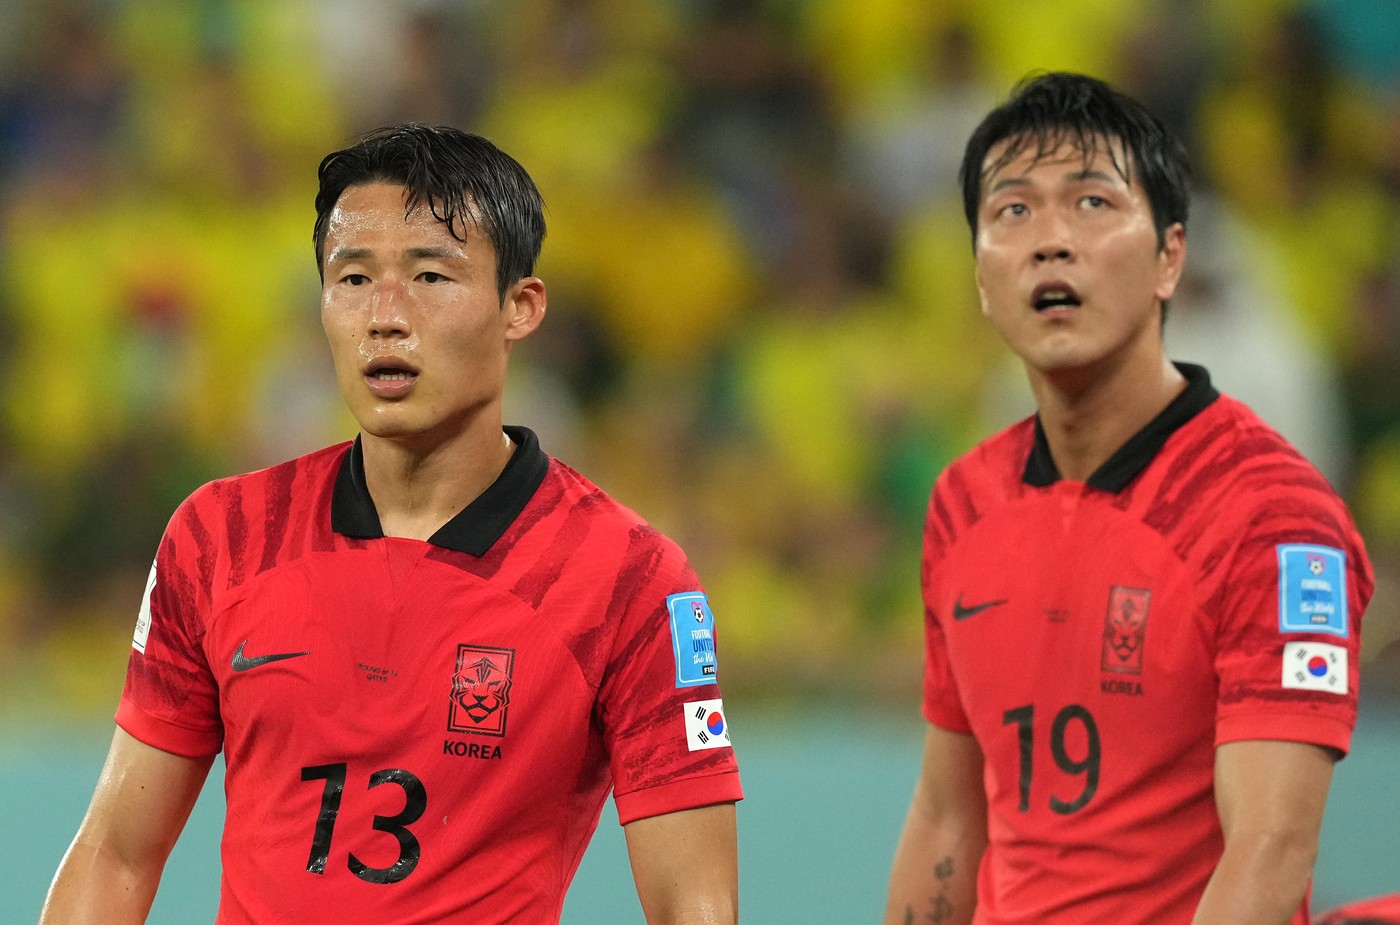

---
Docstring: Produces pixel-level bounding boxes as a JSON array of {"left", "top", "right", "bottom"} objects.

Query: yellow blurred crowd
[{"left": 1, "top": 0, "right": 1398, "bottom": 718}]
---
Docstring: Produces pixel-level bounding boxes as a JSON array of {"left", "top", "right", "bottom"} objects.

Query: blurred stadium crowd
[{"left": 1, "top": 0, "right": 1398, "bottom": 719}]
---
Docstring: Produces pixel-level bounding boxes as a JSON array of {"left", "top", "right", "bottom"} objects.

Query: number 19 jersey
[{"left": 922, "top": 365, "right": 1371, "bottom": 924}]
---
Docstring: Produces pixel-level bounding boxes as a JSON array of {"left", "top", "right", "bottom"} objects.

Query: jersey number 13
[{"left": 301, "top": 762, "right": 428, "bottom": 884}]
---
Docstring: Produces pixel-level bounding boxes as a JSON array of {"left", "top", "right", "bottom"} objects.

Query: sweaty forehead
[
  {"left": 326, "top": 182, "right": 477, "bottom": 245},
  {"left": 981, "top": 131, "right": 1133, "bottom": 190}
]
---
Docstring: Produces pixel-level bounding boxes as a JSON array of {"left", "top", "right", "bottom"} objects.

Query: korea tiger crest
[
  {"left": 448, "top": 644, "right": 515, "bottom": 737},
  {"left": 1101, "top": 586, "right": 1150, "bottom": 675}
]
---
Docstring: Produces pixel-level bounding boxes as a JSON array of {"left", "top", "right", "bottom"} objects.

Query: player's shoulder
[
  {"left": 539, "top": 458, "right": 691, "bottom": 569},
  {"left": 175, "top": 442, "right": 349, "bottom": 528},
  {"left": 1169, "top": 394, "right": 1365, "bottom": 560},
  {"left": 936, "top": 416, "right": 1036, "bottom": 500},
  {"left": 1190, "top": 394, "right": 1339, "bottom": 499}
]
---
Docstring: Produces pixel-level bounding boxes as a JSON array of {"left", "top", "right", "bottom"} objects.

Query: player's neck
[
  {"left": 360, "top": 419, "right": 516, "bottom": 541},
  {"left": 1028, "top": 353, "right": 1185, "bottom": 484}
]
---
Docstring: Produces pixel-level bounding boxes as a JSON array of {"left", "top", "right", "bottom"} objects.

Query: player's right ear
[{"left": 503, "top": 277, "right": 546, "bottom": 342}]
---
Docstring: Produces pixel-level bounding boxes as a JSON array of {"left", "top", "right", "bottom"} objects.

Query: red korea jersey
[
  {"left": 117, "top": 426, "right": 742, "bottom": 924},
  {"left": 922, "top": 364, "right": 1372, "bottom": 925}
]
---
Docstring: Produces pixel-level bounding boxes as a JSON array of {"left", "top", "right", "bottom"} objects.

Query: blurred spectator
[
  {"left": 0, "top": 4, "right": 130, "bottom": 199},
  {"left": 1164, "top": 194, "right": 1351, "bottom": 489},
  {"left": 0, "top": 0, "right": 1396, "bottom": 718},
  {"left": 841, "top": 21, "right": 998, "bottom": 227}
]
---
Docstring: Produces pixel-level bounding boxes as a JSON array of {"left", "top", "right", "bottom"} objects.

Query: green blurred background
[{"left": 2, "top": 0, "right": 1398, "bottom": 920}]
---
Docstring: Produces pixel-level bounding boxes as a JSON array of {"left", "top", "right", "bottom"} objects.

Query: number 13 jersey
[{"left": 117, "top": 426, "right": 742, "bottom": 924}]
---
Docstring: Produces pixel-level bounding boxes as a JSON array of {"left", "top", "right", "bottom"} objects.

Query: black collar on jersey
[
  {"left": 331, "top": 425, "right": 550, "bottom": 555},
  {"left": 1023, "top": 362, "right": 1220, "bottom": 493}
]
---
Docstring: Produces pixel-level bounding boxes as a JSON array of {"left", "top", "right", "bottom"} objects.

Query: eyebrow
[
  {"left": 985, "top": 168, "right": 1124, "bottom": 199},
  {"left": 326, "top": 245, "right": 466, "bottom": 264}
]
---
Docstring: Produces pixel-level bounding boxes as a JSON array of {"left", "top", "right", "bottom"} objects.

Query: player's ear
[
  {"left": 975, "top": 260, "right": 992, "bottom": 319},
  {"left": 1154, "top": 223, "right": 1186, "bottom": 303},
  {"left": 503, "top": 277, "right": 546, "bottom": 342}
]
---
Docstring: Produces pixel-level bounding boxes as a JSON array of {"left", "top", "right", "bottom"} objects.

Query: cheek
[
  {"left": 974, "top": 250, "right": 1015, "bottom": 307},
  {"left": 319, "top": 310, "right": 362, "bottom": 368}
]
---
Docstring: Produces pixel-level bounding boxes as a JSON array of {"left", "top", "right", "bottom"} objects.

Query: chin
[{"left": 356, "top": 409, "right": 428, "bottom": 440}]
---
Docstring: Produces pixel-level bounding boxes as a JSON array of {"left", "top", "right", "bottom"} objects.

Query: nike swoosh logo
[
  {"left": 232, "top": 639, "right": 311, "bottom": 672},
  {"left": 952, "top": 595, "right": 1009, "bottom": 621}
]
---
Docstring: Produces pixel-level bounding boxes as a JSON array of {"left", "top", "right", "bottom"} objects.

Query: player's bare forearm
[
  {"left": 38, "top": 840, "right": 161, "bottom": 924},
  {"left": 884, "top": 812, "right": 983, "bottom": 925},
  {"left": 887, "top": 853, "right": 979, "bottom": 925},
  {"left": 40, "top": 728, "right": 212, "bottom": 925},
  {"left": 624, "top": 803, "right": 738, "bottom": 925},
  {"left": 1191, "top": 739, "right": 1335, "bottom": 925},
  {"left": 1189, "top": 830, "right": 1318, "bottom": 925},
  {"left": 883, "top": 725, "right": 987, "bottom": 925}
]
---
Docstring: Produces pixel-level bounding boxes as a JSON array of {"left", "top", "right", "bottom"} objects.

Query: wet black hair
[
  {"left": 959, "top": 71, "right": 1191, "bottom": 250},
  {"left": 313, "top": 124, "right": 546, "bottom": 299}
]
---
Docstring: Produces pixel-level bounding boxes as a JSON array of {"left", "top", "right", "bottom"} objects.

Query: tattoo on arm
[{"left": 906, "top": 856, "right": 958, "bottom": 925}]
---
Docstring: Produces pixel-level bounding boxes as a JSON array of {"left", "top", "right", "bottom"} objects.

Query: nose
[
  {"left": 368, "top": 280, "right": 412, "bottom": 338},
  {"left": 1033, "top": 211, "right": 1075, "bottom": 263}
]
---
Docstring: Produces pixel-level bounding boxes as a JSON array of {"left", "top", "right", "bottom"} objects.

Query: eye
[
  {"left": 342, "top": 273, "right": 370, "bottom": 286},
  {"left": 997, "top": 202, "right": 1028, "bottom": 219},
  {"left": 1080, "top": 195, "right": 1108, "bottom": 209},
  {"left": 419, "top": 271, "right": 449, "bottom": 284}
]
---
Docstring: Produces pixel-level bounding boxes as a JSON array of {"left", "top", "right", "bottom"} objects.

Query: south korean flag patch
[
  {"left": 684, "top": 699, "right": 732, "bottom": 751},
  {"left": 1282, "top": 641, "right": 1348, "bottom": 695}
]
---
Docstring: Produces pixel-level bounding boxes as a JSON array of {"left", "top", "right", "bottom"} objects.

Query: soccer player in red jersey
[
  {"left": 884, "top": 73, "right": 1372, "bottom": 925},
  {"left": 41, "top": 125, "right": 741, "bottom": 925}
]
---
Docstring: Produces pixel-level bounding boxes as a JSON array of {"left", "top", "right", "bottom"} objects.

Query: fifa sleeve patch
[
  {"left": 683, "top": 699, "right": 732, "bottom": 751},
  {"left": 1281, "top": 641, "right": 1348, "bottom": 694},
  {"left": 667, "top": 591, "right": 717, "bottom": 687},
  {"left": 133, "top": 559, "right": 158, "bottom": 653},
  {"left": 1276, "top": 544, "right": 1348, "bottom": 637}
]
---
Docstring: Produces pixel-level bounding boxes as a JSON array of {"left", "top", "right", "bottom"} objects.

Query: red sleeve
[
  {"left": 1213, "top": 485, "right": 1373, "bottom": 756},
  {"left": 597, "top": 534, "right": 742, "bottom": 825},
  {"left": 116, "top": 489, "right": 224, "bottom": 758},
  {"left": 922, "top": 475, "right": 973, "bottom": 734}
]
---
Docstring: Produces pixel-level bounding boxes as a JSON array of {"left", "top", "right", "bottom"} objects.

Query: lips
[
  {"left": 1031, "top": 281, "right": 1082, "bottom": 311},
  {"left": 363, "top": 356, "right": 419, "bottom": 397}
]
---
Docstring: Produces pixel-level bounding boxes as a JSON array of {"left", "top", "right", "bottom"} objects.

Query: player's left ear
[
  {"left": 503, "top": 276, "right": 547, "bottom": 342},
  {"left": 1154, "top": 223, "right": 1187, "bottom": 303}
]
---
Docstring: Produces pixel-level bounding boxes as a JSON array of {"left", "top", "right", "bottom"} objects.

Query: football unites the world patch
[
  {"left": 1277, "top": 544, "right": 1348, "bottom": 637},
  {"left": 667, "top": 591, "right": 718, "bottom": 687},
  {"left": 132, "top": 559, "right": 158, "bottom": 653},
  {"left": 683, "top": 699, "right": 732, "bottom": 751},
  {"left": 1281, "top": 641, "right": 1348, "bottom": 694}
]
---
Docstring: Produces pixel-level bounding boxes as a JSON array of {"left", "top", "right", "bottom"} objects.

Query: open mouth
[
  {"left": 1031, "top": 282, "right": 1082, "bottom": 311},
  {"left": 365, "top": 356, "right": 420, "bottom": 379},
  {"left": 363, "top": 357, "right": 420, "bottom": 394}
]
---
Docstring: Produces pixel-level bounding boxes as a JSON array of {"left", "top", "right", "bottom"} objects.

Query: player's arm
[
  {"left": 1190, "top": 739, "right": 1337, "bottom": 925},
  {"left": 623, "top": 802, "right": 738, "bottom": 925},
  {"left": 39, "top": 726, "right": 215, "bottom": 925},
  {"left": 884, "top": 723, "right": 988, "bottom": 925}
]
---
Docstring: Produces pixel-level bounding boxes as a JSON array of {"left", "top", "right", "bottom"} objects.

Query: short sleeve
[
  {"left": 1213, "top": 486, "right": 1373, "bottom": 756},
  {"left": 921, "top": 477, "right": 973, "bottom": 733},
  {"left": 115, "top": 491, "right": 224, "bottom": 757},
  {"left": 596, "top": 535, "right": 742, "bottom": 826}
]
